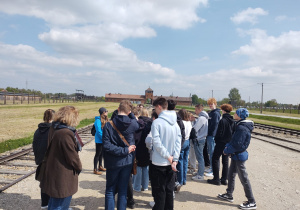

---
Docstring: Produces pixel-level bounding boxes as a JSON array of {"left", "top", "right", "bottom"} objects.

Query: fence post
[
  {"left": 28, "top": 93, "right": 30, "bottom": 104},
  {"left": 13, "top": 92, "right": 15, "bottom": 104},
  {"left": 4, "top": 91, "right": 6, "bottom": 105}
]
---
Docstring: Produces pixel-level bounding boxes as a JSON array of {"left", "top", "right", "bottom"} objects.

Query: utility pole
[
  {"left": 258, "top": 83, "right": 263, "bottom": 114},
  {"left": 211, "top": 90, "right": 213, "bottom": 98}
]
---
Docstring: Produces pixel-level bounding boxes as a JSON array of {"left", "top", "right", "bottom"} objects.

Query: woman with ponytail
[{"left": 93, "top": 107, "right": 108, "bottom": 174}]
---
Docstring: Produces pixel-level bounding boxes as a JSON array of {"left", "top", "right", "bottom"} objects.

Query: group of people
[{"left": 32, "top": 97, "right": 257, "bottom": 210}]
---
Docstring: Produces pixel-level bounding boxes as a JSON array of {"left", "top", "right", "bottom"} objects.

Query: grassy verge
[{"left": 0, "top": 113, "right": 114, "bottom": 154}]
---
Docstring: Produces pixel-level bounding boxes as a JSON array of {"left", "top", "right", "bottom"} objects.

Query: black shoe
[
  {"left": 127, "top": 200, "right": 135, "bottom": 209},
  {"left": 220, "top": 180, "right": 228, "bottom": 185},
  {"left": 218, "top": 193, "right": 234, "bottom": 202},
  {"left": 182, "top": 182, "right": 186, "bottom": 185},
  {"left": 207, "top": 179, "right": 221, "bottom": 185}
]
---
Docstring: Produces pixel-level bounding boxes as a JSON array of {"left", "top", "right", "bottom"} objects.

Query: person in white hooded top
[{"left": 150, "top": 97, "right": 181, "bottom": 210}]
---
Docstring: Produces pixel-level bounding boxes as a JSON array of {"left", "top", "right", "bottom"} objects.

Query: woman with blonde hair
[
  {"left": 40, "top": 106, "right": 82, "bottom": 210},
  {"left": 93, "top": 107, "right": 109, "bottom": 175}
]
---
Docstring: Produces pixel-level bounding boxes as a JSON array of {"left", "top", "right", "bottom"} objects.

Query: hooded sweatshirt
[
  {"left": 193, "top": 111, "right": 209, "bottom": 140},
  {"left": 151, "top": 110, "right": 181, "bottom": 166},
  {"left": 33, "top": 122, "right": 52, "bottom": 165},
  {"left": 214, "top": 113, "right": 235, "bottom": 144},
  {"left": 208, "top": 108, "right": 221, "bottom": 137},
  {"left": 224, "top": 119, "right": 254, "bottom": 161},
  {"left": 102, "top": 113, "right": 139, "bottom": 169}
]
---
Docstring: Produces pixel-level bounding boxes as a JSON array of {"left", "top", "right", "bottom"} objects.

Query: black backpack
[{"left": 91, "top": 124, "right": 96, "bottom": 136}]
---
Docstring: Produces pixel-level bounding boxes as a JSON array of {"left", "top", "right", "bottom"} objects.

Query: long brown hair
[{"left": 101, "top": 113, "right": 108, "bottom": 129}]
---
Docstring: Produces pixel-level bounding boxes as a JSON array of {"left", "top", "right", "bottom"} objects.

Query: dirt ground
[{"left": 0, "top": 136, "right": 299, "bottom": 210}]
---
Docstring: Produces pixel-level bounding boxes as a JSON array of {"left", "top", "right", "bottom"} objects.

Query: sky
[{"left": 0, "top": 0, "right": 299, "bottom": 105}]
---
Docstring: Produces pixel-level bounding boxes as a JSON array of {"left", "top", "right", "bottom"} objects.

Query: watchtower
[{"left": 145, "top": 87, "right": 153, "bottom": 104}]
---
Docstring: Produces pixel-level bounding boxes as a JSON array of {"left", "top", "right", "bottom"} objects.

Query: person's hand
[
  {"left": 171, "top": 161, "right": 178, "bottom": 172},
  {"left": 128, "top": 145, "right": 136, "bottom": 153},
  {"left": 167, "top": 156, "right": 173, "bottom": 164}
]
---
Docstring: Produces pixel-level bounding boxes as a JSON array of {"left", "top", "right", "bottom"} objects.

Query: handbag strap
[{"left": 109, "top": 121, "right": 130, "bottom": 146}]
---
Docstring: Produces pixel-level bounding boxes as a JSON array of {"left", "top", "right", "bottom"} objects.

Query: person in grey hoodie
[
  {"left": 191, "top": 104, "right": 209, "bottom": 181},
  {"left": 151, "top": 97, "right": 181, "bottom": 210}
]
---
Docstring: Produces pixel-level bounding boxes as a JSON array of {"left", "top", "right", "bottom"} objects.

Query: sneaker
[
  {"left": 204, "top": 168, "right": 212, "bottom": 173},
  {"left": 142, "top": 188, "right": 148, "bottom": 191},
  {"left": 220, "top": 180, "right": 228, "bottom": 185},
  {"left": 173, "top": 191, "right": 175, "bottom": 199},
  {"left": 192, "top": 175, "right": 204, "bottom": 181},
  {"left": 133, "top": 189, "right": 141, "bottom": 192},
  {"left": 182, "top": 182, "right": 186, "bottom": 185},
  {"left": 41, "top": 206, "right": 48, "bottom": 209},
  {"left": 192, "top": 171, "right": 198, "bottom": 176},
  {"left": 239, "top": 201, "right": 257, "bottom": 209},
  {"left": 207, "top": 179, "right": 221, "bottom": 185},
  {"left": 149, "top": 201, "right": 155, "bottom": 208},
  {"left": 175, "top": 184, "right": 182, "bottom": 193},
  {"left": 204, "top": 172, "right": 213, "bottom": 177},
  {"left": 217, "top": 193, "right": 234, "bottom": 202}
]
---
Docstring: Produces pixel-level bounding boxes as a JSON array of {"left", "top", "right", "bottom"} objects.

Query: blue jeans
[
  {"left": 206, "top": 136, "right": 215, "bottom": 170},
  {"left": 133, "top": 166, "right": 149, "bottom": 191},
  {"left": 193, "top": 138, "right": 206, "bottom": 176},
  {"left": 48, "top": 196, "right": 72, "bottom": 210},
  {"left": 176, "top": 140, "right": 190, "bottom": 185},
  {"left": 105, "top": 164, "right": 132, "bottom": 210}
]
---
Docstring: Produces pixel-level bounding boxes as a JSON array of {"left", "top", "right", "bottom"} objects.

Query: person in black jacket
[
  {"left": 32, "top": 109, "right": 55, "bottom": 209},
  {"left": 133, "top": 108, "right": 152, "bottom": 192},
  {"left": 205, "top": 98, "right": 221, "bottom": 176},
  {"left": 207, "top": 104, "right": 235, "bottom": 185}
]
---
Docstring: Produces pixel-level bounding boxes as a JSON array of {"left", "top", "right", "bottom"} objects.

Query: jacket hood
[
  {"left": 211, "top": 108, "right": 221, "bottom": 114},
  {"left": 113, "top": 115, "right": 132, "bottom": 132},
  {"left": 95, "top": 116, "right": 100, "bottom": 120},
  {"left": 222, "top": 113, "right": 234, "bottom": 124},
  {"left": 199, "top": 111, "right": 209, "bottom": 119},
  {"left": 159, "top": 110, "right": 177, "bottom": 126},
  {"left": 138, "top": 116, "right": 152, "bottom": 124},
  {"left": 237, "top": 119, "right": 254, "bottom": 132},
  {"left": 38, "top": 122, "right": 52, "bottom": 133}
]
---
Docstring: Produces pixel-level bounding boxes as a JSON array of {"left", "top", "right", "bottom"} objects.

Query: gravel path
[{"left": 1, "top": 137, "right": 299, "bottom": 210}]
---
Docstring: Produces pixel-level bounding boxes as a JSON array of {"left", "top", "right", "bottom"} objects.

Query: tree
[
  {"left": 218, "top": 98, "right": 230, "bottom": 105},
  {"left": 265, "top": 99, "right": 278, "bottom": 107},
  {"left": 198, "top": 98, "right": 207, "bottom": 106},
  {"left": 192, "top": 94, "right": 199, "bottom": 105},
  {"left": 228, "top": 88, "right": 241, "bottom": 107}
]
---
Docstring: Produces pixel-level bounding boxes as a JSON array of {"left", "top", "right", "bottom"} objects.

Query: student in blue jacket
[
  {"left": 218, "top": 108, "right": 257, "bottom": 210},
  {"left": 93, "top": 107, "right": 108, "bottom": 175}
]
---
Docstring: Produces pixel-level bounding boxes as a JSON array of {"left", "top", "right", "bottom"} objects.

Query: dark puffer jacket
[
  {"left": 214, "top": 113, "right": 235, "bottom": 144},
  {"left": 224, "top": 120, "right": 254, "bottom": 161},
  {"left": 135, "top": 116, "right": 152, "bottom": 167},
  {"left": 33, "top": 123, "right": 52, "bottom": 165},
  {"left": 208, "top": 108, "right": 221, "bottom": 137}
]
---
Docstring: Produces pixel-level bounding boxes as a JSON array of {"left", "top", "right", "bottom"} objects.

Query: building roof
[
  {"left": 153, "top": 95, "right": 191, "bottom": 102},
  {"left": 105, "top": 93, "right": 145, "bottom": 100},
  {"left": 146, "top": 87, "right": 153, "bottom": 92}
]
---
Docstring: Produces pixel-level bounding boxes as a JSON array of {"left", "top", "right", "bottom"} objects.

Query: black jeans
[
  {"left": 94, "top": 143, "right": 103, "bottom": 170},
  {"left": 212, "top": 143, "right": 228, "bottom": 181},
  {"left": 203, "top": 141, "right": 210, "bottom": 167},
  {"left": 41, "top": 190, "right": 50, "bottom": 207},
  {"left": 127, "top": 175, "right": 134, "bottom": 204},
  {"left": 151, "top": 164, "right": 175, "bottom": 210}
]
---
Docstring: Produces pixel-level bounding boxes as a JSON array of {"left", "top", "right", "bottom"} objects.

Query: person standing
[
  {"left": 151, "top": 97, "right": 181, "bottom": 210},
  {"left": 33, "top": 109, "right": 55, "bottom": 209},
  {"left": 205, "top": 98, "right": 221, "bottom": 177},
  {"left": 207, "top": 104, "right": 235, "bottom": 185},
  {"left": 93, "top": 107, "right": 108, "bottom": 175},
  {"left": 40, "top": 106, "right": 82, "bottom": 210},
  {"left": 176, "top": 109, "right": 192, "bottom": 187},
  {"left": 218, "top": 108, "right": 257, "bottom": 210},
  {"left": 102, "top": 100, "right": 139, "bottom": 210},
  {"left": 191, "top": 104, "right": 209, "bottom": 181}
]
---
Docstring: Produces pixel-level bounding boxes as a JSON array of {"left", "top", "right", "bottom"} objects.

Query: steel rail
[
  {"left": 0, "top": 148, "right": 33, "bottom": 164},
  {"left": 252, "top": 136, "right": 300, "bottom": 153}
]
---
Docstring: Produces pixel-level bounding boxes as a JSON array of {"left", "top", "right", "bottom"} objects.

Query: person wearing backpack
[{"left": 93, "top": 107, "right": 108, "bottom": 175}]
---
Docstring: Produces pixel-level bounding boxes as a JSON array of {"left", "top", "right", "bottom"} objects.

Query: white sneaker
[
  {"left": 149, "top": 201, "right": 155, "bottom": 207},
  {"left": 192, "top": 175, "right": 204, "bottom": 181},
  {"left": 205, "top": 172, "right": 213, "bottom": 177},
  {"left": 41, "top": 206, "right": 48, "bottom": 209},
  {"left": 204, "top": 168, "right": 212, "bottom": 173},
  {"left": 192, "top": 171, "right": 198, "bottom": 176}
]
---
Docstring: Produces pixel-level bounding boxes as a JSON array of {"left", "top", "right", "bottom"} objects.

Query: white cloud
[
  {"left": 195, "top": 56, "right": 209, "bottom": 62},
  {"left": 231, "top": 7, "right": 268, "bottom": 25}
]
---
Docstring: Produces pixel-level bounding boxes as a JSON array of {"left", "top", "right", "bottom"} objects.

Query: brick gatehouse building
[{"left": 105, "top": 87, "right": 192, "bottom": 106}]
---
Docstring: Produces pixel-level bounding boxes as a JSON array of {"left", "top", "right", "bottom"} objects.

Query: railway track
[{"left": 0, "top": 125, "right": 94, "bottom": 193}]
